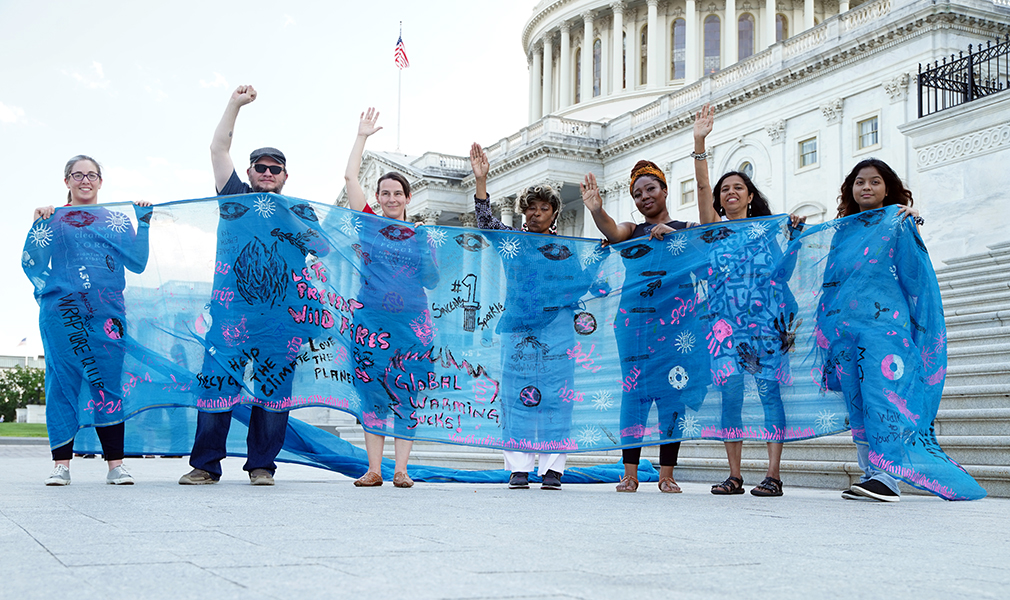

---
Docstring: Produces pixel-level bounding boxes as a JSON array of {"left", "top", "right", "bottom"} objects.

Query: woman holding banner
[
  {"left": 27, "top": 155, "right": 151, "bottom": 486},
  {"left": 581, "top": 161, "right": 707, "bottom": 493}
]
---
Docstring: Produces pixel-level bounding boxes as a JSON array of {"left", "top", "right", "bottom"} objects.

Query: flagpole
[{"left": 396, "top": 21, "right": 402, "bottom": 153}]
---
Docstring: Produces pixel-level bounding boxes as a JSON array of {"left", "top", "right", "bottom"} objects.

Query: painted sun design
[
  {"left": 591, "top": 390, "right": 613, "bottom": 411},
  {"left": 29, "top": 223, "right": 53, "bottom": 248},
  {"left": 339, "top": 213, "right": 360, "bottom": 236},
  {"left": 426, "top": 227, "right": 447, "bottom": 248},
  {"left": 746, "top": 221, "right": 770, "bottom": 240},
  {"left": 815, "top": 409, "right": 838, "bottom": 432},
  {"left": 346, "top": 391, "right": 362, "bottom": 413},
  {"left": 679, "top": 414, "right": 701, "bottom": 437},
  {"left": 105, "top": 211, "right": 130, "bottom": 233},
  {"left": 933, "top": 330, "right": 947, "bottom": 354},
  {"left": 666, "top": 234, "right": 687, "bottom": 256},
  {"left": 498, "top": 237, "right": 521, "bottom": 260},
  {"left": 576, "top": 425, "right": 602, "bottom": 447},
  {"left": 253, "top": 195, "right": 276, "bottom": 218},
  {"left": 674, "top": 330, "right": 696, "bottom": 354},
  {"left": 580, "top": 246, "right": 604, "bottom": 267}
]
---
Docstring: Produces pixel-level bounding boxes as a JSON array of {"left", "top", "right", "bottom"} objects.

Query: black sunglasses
[{"left": 253, "top": 164, "right": 284, "bottom": 175}]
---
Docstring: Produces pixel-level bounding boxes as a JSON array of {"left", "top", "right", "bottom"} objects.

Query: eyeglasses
[
  {"left": 69, "top": 172, "right": 101, "bottom": 182},
  {"left": 253, "top": 164, "right": 284, "bottom": 175}
]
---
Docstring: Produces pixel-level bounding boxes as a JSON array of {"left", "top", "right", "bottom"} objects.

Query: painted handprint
[
  {"left": 774, "top": 312, "right": 803, "bottom": 353},
  {"left": 735, "top": 342, "right": 772, "bottom": 375},
  {"left": 706, "top": 318, "right": 734, "bottom": 356}
]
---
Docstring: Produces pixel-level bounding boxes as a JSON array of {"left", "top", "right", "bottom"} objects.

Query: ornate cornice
[
  {"left": 821, "top": 98, "right": 844, "bottom": 124},
  {"left": 916, "top": 123, "right": 1010, "bottom": 171},
  {"left": 598, "top": 7, "right": 1010, "bottom": 158}
]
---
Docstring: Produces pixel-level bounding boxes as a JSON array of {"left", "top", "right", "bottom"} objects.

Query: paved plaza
[{"left": 1, "top": 440, "right": 1008, "bottom": 600}]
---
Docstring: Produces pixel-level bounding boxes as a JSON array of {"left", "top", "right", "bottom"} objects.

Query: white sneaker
[
  {"left": 106, "top": 465, "right": 135, "bottom": 485},
  {"left": 45, "top": 464, "right": 71, "bottom": 486}
]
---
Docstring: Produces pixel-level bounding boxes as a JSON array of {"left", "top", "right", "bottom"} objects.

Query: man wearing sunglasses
[
  {"left": 179, "top": 85, "right": 296, "bottom": 487},
  {"left": 209, "top": 84, "right": 289, "bottom": 195}
]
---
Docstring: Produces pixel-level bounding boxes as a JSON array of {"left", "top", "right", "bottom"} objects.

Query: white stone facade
[{"left": 338, "top": 0, "right": 1010, "bottom": 266}]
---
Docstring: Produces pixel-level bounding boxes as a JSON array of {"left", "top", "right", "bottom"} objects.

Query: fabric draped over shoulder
[{"left": 23, "top": 197, "right": 985, "bottom": 499}]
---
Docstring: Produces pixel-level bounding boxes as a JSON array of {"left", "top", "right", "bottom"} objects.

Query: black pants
[
  {"left": 51, "top": 423, "right": 125, "bottom": 461},
  {"left": 623, "top": 442, "right": 680, "bottom": 467}
]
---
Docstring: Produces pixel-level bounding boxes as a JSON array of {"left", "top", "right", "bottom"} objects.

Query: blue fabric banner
[{"left": 23, "top": 196, "right": 985, "bottom": 500}]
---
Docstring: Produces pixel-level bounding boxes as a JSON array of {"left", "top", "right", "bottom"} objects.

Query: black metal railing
[{"left": 918, "top": 35, "right": 1010, "bottom": 118}]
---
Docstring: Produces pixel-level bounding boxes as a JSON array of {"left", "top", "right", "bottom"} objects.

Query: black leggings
[
  {"left": 623, "top": 442, "right": 680, "bottom": 468},
  {"left": 51, "top": 423, "right": 125, "bottom": 462}
]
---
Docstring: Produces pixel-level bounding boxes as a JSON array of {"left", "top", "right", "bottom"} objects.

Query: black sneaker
[
  {"left": 541, "top": 470, "right": 562, "bottom": 490},
  {"left": 841, "top": 488, "right": 872, "bottom": 501},
  {"left": 508, "top": 471, "right": 530, "bottom": 489},
  {"left": 849, "top": 480, "right": 900, "bottom": 502}
]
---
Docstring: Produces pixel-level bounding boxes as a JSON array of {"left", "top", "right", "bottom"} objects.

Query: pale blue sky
[{"left": 0, "top": 0, "right": 536, "bottom": 355}]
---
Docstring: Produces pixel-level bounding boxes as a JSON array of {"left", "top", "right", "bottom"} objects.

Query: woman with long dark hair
[{"left": 693, "top": 105, "right": 800, "bottom": 497}]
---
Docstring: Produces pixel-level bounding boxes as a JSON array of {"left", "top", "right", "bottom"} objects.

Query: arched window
[
  {"left": 640, "top": 25, "right": 648, "bottom": 85},
  {"left": 593, "top": 39, "right": 602, "bottom": 97},
  {"left": 776, "top": 14, "right": 788, "bottom": 42},
  {"left": 739, "top": 161, "right": 754, "bottom": 179},
  {"left": 738, "top": 14, "right": 755, "bottom": 60},
  {"left": 622, "top": 31, "right": 627, "bottom": 89},
  {"left": 704, "top": 15, "right": 721, "bottom": 75},
  {"left": 575, "top": 47, "right": 582, "bottom": 103},
  {"left": 671, "top": 18, "right": 686, "bottom": 79}
]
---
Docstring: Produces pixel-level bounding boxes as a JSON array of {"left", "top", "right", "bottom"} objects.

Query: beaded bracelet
[
  {"left": 913, "top": 216, "right": 924, "bottom": 226},
  {"left": 690, "top": 151, "right": 709, "bottom": 160}
]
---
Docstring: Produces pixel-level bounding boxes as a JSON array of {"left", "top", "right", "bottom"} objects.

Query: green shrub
[{"left": 0, "top": 366, "right": 45, "bottom": 423}]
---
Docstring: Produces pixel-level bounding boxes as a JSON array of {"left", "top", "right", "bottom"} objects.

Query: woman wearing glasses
[{"left": 26, "top": 155, "right": 151, "bottom": 486}]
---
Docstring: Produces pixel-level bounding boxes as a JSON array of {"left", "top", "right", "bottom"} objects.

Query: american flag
[{"left": 394, "top": 34, "right": 409, "bottom": 69}]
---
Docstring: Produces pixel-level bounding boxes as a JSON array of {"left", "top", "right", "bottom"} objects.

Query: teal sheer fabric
[{"left": 23, "top": 196, "right": 984, "bottom": 499}]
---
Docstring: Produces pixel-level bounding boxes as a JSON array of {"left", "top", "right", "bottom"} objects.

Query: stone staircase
[{"left": 294, "top": 240, "right": 1010, "bottom": 497}]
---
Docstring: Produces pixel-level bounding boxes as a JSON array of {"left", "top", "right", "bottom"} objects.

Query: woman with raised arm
[
  {"left": 472, "top": 143, "right": 581, "bottom": 490},
  {"left": 27, "top": 155, "right": 152, "bottom": 486},
  {"left": 581, "top": 162, "right": 703, "bottom": 493},
  {"left": 693, "top": 104, "right": 801, "bottom": 497},
  {"left": 343, "top": 108, "right": 438, "bottom": 488}
]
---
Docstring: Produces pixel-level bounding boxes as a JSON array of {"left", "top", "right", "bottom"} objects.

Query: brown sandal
[
  {"left": 659, "top": 477, "right": 682, "bottom": 493},
  {"left": 353, "top": 471, "right": 383, "bottom": 487},
  {"left": 616, "top": 475, "right": 639, "bottom": 493},
  {"left": 393, "top": 471, "right": 414, "bottom": 488}
]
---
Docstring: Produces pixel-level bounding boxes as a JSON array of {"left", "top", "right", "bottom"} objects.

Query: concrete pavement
[{"left": 1, "top": 441, "right": 1008, "bottom": 600}]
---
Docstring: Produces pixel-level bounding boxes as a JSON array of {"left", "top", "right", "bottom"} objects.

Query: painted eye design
[
  {"left": 701, "top": 227, "right": 734, "bottom": 243},
  {"left": 290, "top": 204, "right": 318, "bottom": 222},
  {"left": 105, "top": 255, "right": 116, "bottom": 272},
  {"left": 455, "top": 232, "right": 490, "bottom": 252},
  {"left": 61, "top": 210, "right": 96, "bottom": 228},
  {"left": 856, "top": 210, "right": 884, "bottom": 227},
  {"left": 620, "top": 244, "right": 652, "bottom": 259},
  {"left": 219, "top": 202, "right": 250, "bottom": 221},
  {"left": 537, "top": 243, "right": 572, "bottom": 261},
  {"left": 380, "top": 224, "right": 416, "bottom": 241}
]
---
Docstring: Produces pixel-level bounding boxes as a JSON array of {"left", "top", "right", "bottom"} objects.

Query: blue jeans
[
  {"left": 855, "top": 440, "right": 900, "bottom": 495},
  {"left": 189, "top": 407, "right": 289, "bottom": 477}
]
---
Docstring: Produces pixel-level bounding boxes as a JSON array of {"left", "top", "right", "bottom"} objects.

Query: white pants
[{"left": 502, "top": 451, "right": 567, "bottom": 475}]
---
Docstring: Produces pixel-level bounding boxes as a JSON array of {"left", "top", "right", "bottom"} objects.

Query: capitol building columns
[
  {"left": 519, "top": 0, "right": 938, "bottom": 122},
  {"left": 611, "top": 2, "right": 625, "bottom": 94}
]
